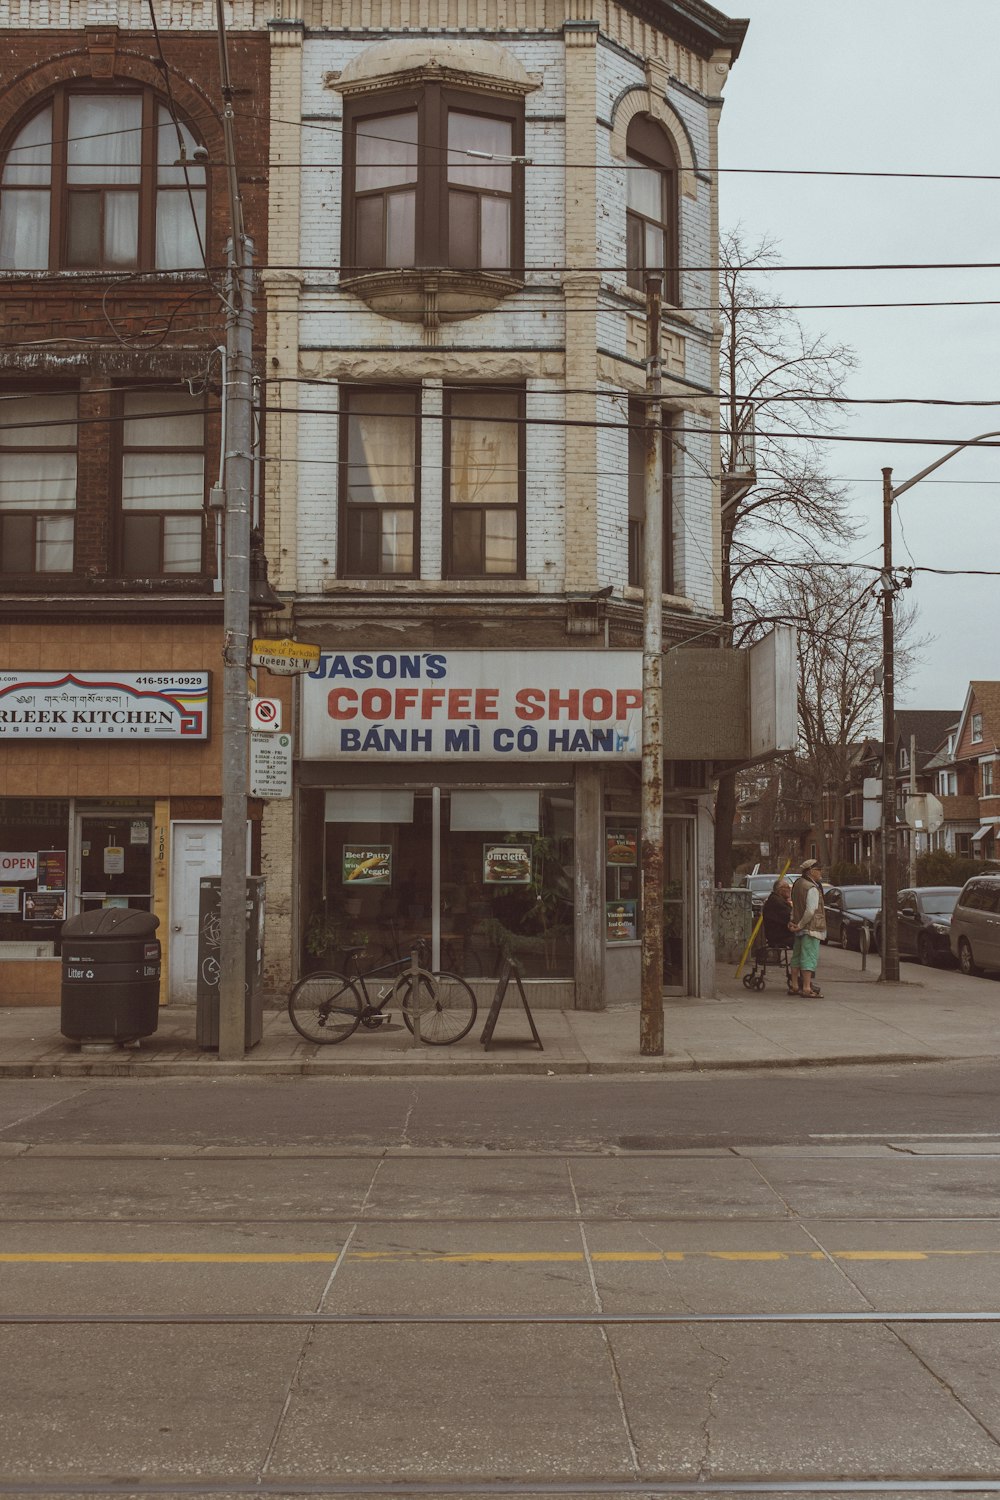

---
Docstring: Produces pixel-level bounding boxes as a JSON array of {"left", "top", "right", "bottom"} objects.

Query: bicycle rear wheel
[
  {"left": 398, "top": 970, "right": 478, "bottom": 1045},
  {"left": 288, "top": 971, "right": 362, "bottom": 1044}
]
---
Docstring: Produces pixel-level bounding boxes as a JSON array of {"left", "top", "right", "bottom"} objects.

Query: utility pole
[
  {"left": 216, "top": 0, "right": 254, "bottom": 1059},
  {"left": 878, "top": 430, "right": 1000, "bottom": 986},
  {"left": 880, "top": 466, "right": 900, "bottom": 983},
  {"left": 908, "top": 733, "right": 918, "bottom": 889},
  {"left": 640, "top": 274, "right": 664, "bottom": 1056}
]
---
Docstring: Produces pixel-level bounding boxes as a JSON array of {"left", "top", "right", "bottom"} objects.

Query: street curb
[{"left": 0, "top": 1049, "right": 968, "bottom": 1080}]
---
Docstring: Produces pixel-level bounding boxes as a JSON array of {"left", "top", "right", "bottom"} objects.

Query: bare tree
[
  {"left": 777, "top": 564, "right": 921, "bottom": 869},
  {"left": 715, "top": 229, "right": 858, "bottom": 882}
]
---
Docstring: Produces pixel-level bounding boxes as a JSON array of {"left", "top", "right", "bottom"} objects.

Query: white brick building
[{"left": 261, "top": 0, "right": 749, "bottom": 1006}]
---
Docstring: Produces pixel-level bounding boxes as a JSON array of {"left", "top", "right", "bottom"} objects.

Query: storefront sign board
[
  {"left": 0, "top": 852, "right": 37, "bottom": 881},
  {"left": 302, "top": 650, "right": 644, "bottom": 761},
  {"left": 342, "top": 845, "right": 392, "bottom": 886},
  {"left": 0, "top": 672, "right": 209, "bottom": 739},
  {"left": 250, "top": 732, "right": 292, "bottom": 799},
  {"left": 0, "top": 887, "right": 20, "bottom": 913},
  {"left": 483, "top": 843, "right": 533, "bottom": 885}
]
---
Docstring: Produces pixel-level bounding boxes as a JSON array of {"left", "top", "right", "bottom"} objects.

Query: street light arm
[{"left": 891, "top": 429, "right": 1000, "bottom": 502}]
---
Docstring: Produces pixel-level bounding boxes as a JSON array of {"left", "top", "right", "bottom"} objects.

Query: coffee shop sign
[
  {"left": 0, "top": 673, "right": 210, "bottom": 740},
  {"left": 301, "top": 650, "right": 644, "bottom": 761}
]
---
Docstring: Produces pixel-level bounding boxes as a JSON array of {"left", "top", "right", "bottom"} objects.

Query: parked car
[
  {"left": 949, "top": 874, "right": 1000, "bottom": 977},
  {"left": 823, "top": 885, "right": 881, "bottom": 951},
  {"left": 739, "top": 873, "right": 783, "bottom": 915},
  {"left": 873, "top": 887, "right": 962, "bottom": 967}
]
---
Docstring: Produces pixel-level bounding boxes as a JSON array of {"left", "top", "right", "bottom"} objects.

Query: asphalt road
[
  {"left": 3, "top": 1067, "right": 1000, "bottom": 1496},
  {"left": 4, "top": 1058, "right": 1000, "bottom": 1150}
]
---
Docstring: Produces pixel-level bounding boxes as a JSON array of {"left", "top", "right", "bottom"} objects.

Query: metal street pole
[
  {"left": 640, "top": 274, "right": 664, "bottom": 1057},
  {"left": 218, "top": 238, "right": 254, "bottom": 1060},
  {"left": 877, "top": 428, "right": 1000, "bottom": 986},
  {"left": 880, "top": 466, "right": 900, "bottom": 983}
]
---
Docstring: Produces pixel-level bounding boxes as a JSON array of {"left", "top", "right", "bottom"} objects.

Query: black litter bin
[{"left": 60, "top": 907, "right": 161, "bottom": 1047}]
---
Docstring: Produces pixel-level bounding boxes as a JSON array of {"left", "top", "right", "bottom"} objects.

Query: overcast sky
[{"left": 717, "top": 0, "right": 1000, "bottom": 712}]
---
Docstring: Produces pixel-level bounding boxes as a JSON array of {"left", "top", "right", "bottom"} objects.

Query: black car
[
  {"left": 823, "top": 885, "right": 881, "bottom": 951},
  {"left": 874, "top": 887, "right": 962, "bottom": 967}
]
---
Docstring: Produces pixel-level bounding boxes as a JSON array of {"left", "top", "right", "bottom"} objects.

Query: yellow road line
[{"left": 0, "top": 1248, "right": 995, "bottom": 1265}]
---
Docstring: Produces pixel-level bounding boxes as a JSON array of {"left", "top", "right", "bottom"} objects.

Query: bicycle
[{"left": 287, "top": 938, "right": 478, "bottom": 1047}]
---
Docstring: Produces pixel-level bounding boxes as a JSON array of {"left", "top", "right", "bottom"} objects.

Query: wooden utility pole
[{"left": 640, "top": 275, "right": 664, "bottom": 1056}]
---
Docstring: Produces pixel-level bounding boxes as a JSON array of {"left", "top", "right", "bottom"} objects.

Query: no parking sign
[{"left": 249, "top": 697, "right": 281, "bottom": 732}]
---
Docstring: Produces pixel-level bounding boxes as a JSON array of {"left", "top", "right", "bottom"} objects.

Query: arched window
[
  {"left": 0, "top": 87, "right": 206, "bottom": 272},
  {"left": 625, "top": 115, "right": 678, "bottom": 301}
]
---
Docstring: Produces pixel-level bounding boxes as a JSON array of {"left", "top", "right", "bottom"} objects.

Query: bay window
[{"left": 344, "top": 87, "right": 522, "bottom": 276}]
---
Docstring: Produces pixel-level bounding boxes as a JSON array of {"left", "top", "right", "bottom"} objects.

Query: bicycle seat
[{"left": 340, "top": 944, "right": 367, "bottom": 958}]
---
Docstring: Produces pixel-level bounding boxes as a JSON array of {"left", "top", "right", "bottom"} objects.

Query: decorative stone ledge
[{"left": 339, "top": 267, "right": 526, "bottom": 327}]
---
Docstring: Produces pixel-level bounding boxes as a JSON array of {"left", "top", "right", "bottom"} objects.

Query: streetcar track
[
  {"left": 2, "top": 1311, "right": 1000, "bottom": 1325},
  {"left": 3, "top": 1479, "right": 1000, "bottom": 1495}
]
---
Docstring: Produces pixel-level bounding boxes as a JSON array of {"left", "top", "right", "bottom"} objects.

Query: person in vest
[{"left": 789, "top": 858, "right": 827, "bottom": 997}]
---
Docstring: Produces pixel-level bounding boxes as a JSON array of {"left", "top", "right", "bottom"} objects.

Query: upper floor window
[
  {"left": 984, "top": 761, "right": 995, "bottom": 798},
  {"left": 0, "top": 88, "right": 206, "bottom": 272},
  {"left": 444, "top": 388, "right": 523, "bottom": 577},
  {"left": 972, "top": 712, "right": 984, "bottom": 743},
  {"left": 119, "top": 390, "right": 206, "bottom": 575},
  {"left": 339, "top": 388, "right": 418, "bottom": 577},
  {"left": 628, "top": 401, "right": 675, "bottom": 592},
  {"left": 0, "top": 390, "right": 77, "bottom": 575},
  {"left": 343, "top": 88, "right": 523, "bottom": 277},
  {"left": 625, "top": 116, "right": 678, "bottom": 301}
]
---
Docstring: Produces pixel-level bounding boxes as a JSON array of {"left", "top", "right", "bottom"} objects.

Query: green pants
[{"left": 791, "top": 933, "right": 820, "bottom": 972}]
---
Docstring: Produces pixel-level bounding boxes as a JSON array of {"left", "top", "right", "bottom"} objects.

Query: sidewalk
[{"left": 1, "top": 946, "right": 998, "bottom": 1079}]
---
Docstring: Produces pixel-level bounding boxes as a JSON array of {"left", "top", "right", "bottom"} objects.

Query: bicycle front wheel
[
  {"left": 397, "top": 970, "right": 478, "bottom": 1045},
  {"left": 288, "top": 971, "right": 362, "bottom": 1044}
]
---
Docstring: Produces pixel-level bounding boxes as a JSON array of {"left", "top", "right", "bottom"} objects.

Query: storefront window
[
  {"left": 0, "top": 798, "right": 70, "bottom": 943},
  {"left": 300, "top": 786, "right": 575, "bottom": 980}
]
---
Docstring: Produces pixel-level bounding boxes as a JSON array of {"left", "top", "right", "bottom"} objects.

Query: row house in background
[
  {"left": 0, "top": 1, "right": 272, "bottom": 1005},
  {"left": 260, "top": 0, "right": 775, "bottom": 1007},
  {"left": 925, "top": 683, "right": 1000, "bottom": 863}
]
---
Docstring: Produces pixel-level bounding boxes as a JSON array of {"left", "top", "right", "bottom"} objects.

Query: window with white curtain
[
  {"left": 0, "top": 90, "right": 206, "bottom": 272},
  {"left": 120, "top": 389, "right": 205, "bottom": 575},
  {"left": 339, "top": 388, "right": 419, "bottom": 576},
  {"left": 0, "top": 391, "right": 77, "bottom": 574},
  {"left": 445, "top": 389, "right": 523, "bottom": 577}
]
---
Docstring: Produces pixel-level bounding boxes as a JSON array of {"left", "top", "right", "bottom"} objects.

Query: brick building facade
[{"left": 0, "top": 3, "right": 272, "bottom": 1004}]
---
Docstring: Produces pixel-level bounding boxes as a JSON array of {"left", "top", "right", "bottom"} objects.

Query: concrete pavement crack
[
  {"left": 567, "top": 1161, "right": 641, "bottom": 1478},
  {"left": 693, "top": 1332, "right": 731, "bottom": 1482},
  {"left": 886, "top": 1323, "right": 1000, "bottom": 1455}
]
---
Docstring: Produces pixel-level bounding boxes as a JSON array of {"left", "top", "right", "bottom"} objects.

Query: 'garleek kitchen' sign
[{"left": 0, "top": 673, "right": 210, "bottom": 740}]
